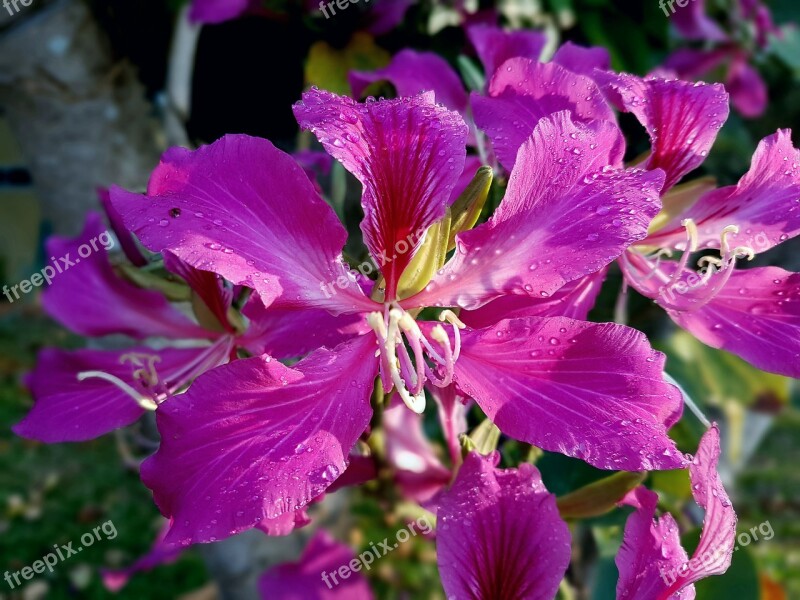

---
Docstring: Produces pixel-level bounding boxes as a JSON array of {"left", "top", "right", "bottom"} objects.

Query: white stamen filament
[
  {"left": 77, "top": 371, "right": 158, "bottom": 411},
  {"left": 367, "top": 305, "right": 463, "bottom": 414}
]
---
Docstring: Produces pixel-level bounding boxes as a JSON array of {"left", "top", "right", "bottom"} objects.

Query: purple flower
[
  {"left": 617, "top": 425, "right": 736, "bottom": 599},
  {"left": 258, "top": 530, "right": 373, "bottom": 599},
  {"left": 14, "top": 213, "right": 360, "bottom": 443},
  {"left": 663, "top": 0, "right": 780, "bottom": 117},
  {"left": 476, "top": 61, "right": 800, "bottom": 377},
  {"left": 110, "top": 89, "right": 686, "bottom": 546},
  {"left": 436, "top": 451, "right": 571, "bottom": 599},
  {"left": 435, "top": 426, "right": 734, "bottom": 599}
]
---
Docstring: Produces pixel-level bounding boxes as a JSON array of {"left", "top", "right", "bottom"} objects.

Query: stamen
[{"left": 76, "top": 371, "right": 158, "bottom": 411}]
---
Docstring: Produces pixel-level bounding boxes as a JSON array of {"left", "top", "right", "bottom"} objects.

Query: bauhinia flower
[
  {"left": 435, "top": 425, "right": 734, "bottom": 600},
  {"left": 110, "top": 88, "right": 687, "bottom": 546},
  {"left": 475, "top": 58, "right": 800, "bottom": 377},
  {"left": 663, "top": 0, "right": 779, "bottom": 117},
  {"left": 598, "top": 74, "right": 800, "bottom": 378},
  {"left": 14, "top": 211, "right": 360, "bottom": 443}
]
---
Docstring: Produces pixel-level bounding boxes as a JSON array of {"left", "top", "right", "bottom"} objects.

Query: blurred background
[{"left": 1, "top": 0, "right": 799, "bottom": 598}]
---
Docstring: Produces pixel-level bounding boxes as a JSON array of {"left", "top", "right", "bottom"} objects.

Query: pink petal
[
  {"left": 667, "top": 267, "right": 800, "bottom": 378},
  {"left": 473, "top": 58, "right": 616, "bottom": 170},
  {"left": 294, "top": 89, "right": 469, "bottom": 301},
  {"left": 551, "top": 41, "right": 611, "bottom": 77},
  {"left": 663, "top": 48, "right": 730, "bottom": 80},
  {"left": 110, "top": 135, "right": 374, "bottom": 316},
  {"left": 256, "top": 508, "right": 311, "bottom": 537},
  {"left": 258, "top": 530, "right": 374, "bottom": 599},
  {"left": 141, "top": 335, "right": 378, "bottom": 546},
  {"left": 383, "top": 394, "right": 451, "bottom": 507},
  {"left": 461, "top": 267, "right": 607, "bottom": 328},
  {"left": 446, "top": 317, "right": 686, "bottom": 471},
  {"left": 617, "top": 425, "right": 736, "bottom": 598},
  {"left": 437, "top": 452, "right": 571, "bottom": 599},
  {"left": 98, "top": 187, "right": 147, "bottom": 267},
  {"left": 403, "top": 112, "right": 662, "bottom": 312},
  {"left": 616, "top": 487, "right": 693, "bottom": 600},
  {"left": 365, "top": 0, "right": 414, "bottom": 35},
  {"left": 654, "top": 130, "right": 800, "bottom": 252},
  {"left": 14, "top": 346, "right": 217, "bottom": 442},
  {"left": 430, "top": 384, "right": 469, "bottom": 466},
  {"left": 466, "top": 24, "right": 546, "bottom": 79},
  {"left": 239, "top": 294, "right": 368, "bottom": 360},
  {"left": 671, "top": 0, "right": 728, "bottom": 42},
  {"left": 596, "top": 74, "right": 730, "bottom": 191},
  {"left": 42, "top": 213, "right": 210, "bottom": 340},
  {"left": 727, "top": 59, "right": 767, "bottom": 118},
  {"left": 189, "top": 0, "right": 252, "bottom": 23},
  {"left": 349, "top": 49, "right": 469, "bottom": 114}
]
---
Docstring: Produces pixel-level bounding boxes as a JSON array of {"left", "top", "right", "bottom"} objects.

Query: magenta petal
[
  {"left": 672, "top": 426, "right": 736, "bottom": 590},
  {"left": 349, "top": 49, "right": 469, "bottom": 114},
  {"left": 364, "top": 0, "right": 414, "bottom": 35},
  {"left": 437, "top": 452, "right": 571, "bottom": 599},
  {"left": 473, "top": 59, "right": 616, "bottom": 170},
  {"left": 617, "top": 425, "right": 736, "bottom": 598},
  {"left": 552, "top": 41, "right": 611, "bottom": 76},
  {"left": 43, "top": 213, "right": 210, "bottom": 340},
  {"left": 466, "top": 24, "right": 546, "bottom": 79},
  {"left": 239, "top": 294, "right": 367, "bottom": 360},
  {"left": 663, "top": 48, "right": 730, "bottom": 80},
  {"left": 671, "top": 0, "right": 728, "bottom": 42},
  {"left": 258, "top": 530, "right": 374, "bottom": 600},
  {"left": 664, "top": 129, "right": 800, "bottom": 252},
  {"left": 14, "top": 346, "right": 212, "bottom": 442},
  {"left": 404, "top": 112, "right": 661, "bottom": 312},
  {"left": 294, "top": 89, "right": 468, "bottom": 300},
  {"left": 141, "top": 335, "right": 378, "bottom": 546},
  {"left": 616, "top": 487, "right": 693, "bottom": 600},
  {"left": 461, "top": 267, "right": 607, "bottom": 328},
  {"left": 597, "top": 74, "right": 730, "bottom": 191},
  {"left": 449, "top": 317, "right": 686, "bottom": 471},
  {"left": 383, "top": 394, "right": 451, "bottom": 506},
  {"left": 256, "top": 508, "right": 311, "bottom": 537},
  {"left": 189, "top": 0, "right": 250, "bottom": 23},
  {"left": 667, "top": 267, "right": 800, "bottom": 378},
  {"left": 111, "top": 135, "right": 373, "bottom": 316},
  {"left": 726, "top": 58, "right": 767, "bottom": 118}
]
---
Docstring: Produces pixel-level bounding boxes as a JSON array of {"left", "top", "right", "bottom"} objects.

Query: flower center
[
  {"left": 367, "top": 305, "right": 465, "bottom": 413},
  {"left": 76, "top": 336, "right": 235, "bottom": 411},
  {"left": 626, "top": 218, "right": 755, "bottom": 311}
]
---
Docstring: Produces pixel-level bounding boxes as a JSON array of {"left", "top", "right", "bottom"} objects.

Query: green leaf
[{"left": 557, "top": 471, "right": 646, "bottom": 519}]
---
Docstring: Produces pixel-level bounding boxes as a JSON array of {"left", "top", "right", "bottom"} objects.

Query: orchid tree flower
[
  {"left": 14, "top": 212, "right": 361, "bottom": 443},
  {"left": 436, "top": 451, "right": 571, "bottom": 599},
  {"left": 110, "top": 88, "right": 688, "bottom": 547},
  {"left": 663, "top": 0, "right": 780, "bottom": 117},
  {"left": 598, "top": 73, "right": 800, "bottom": 378},
  {"left": 258, "top": 530, "right": 373, "bottom": 599},
  {"left": 475, "top": 59, "right": 800, "bottom": 378},
  {"left": 616, "top": 425, "right": 736, "bottom": 599},
  {"left": 435, "top": 426, "right": 734, "bottom": 599}
]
